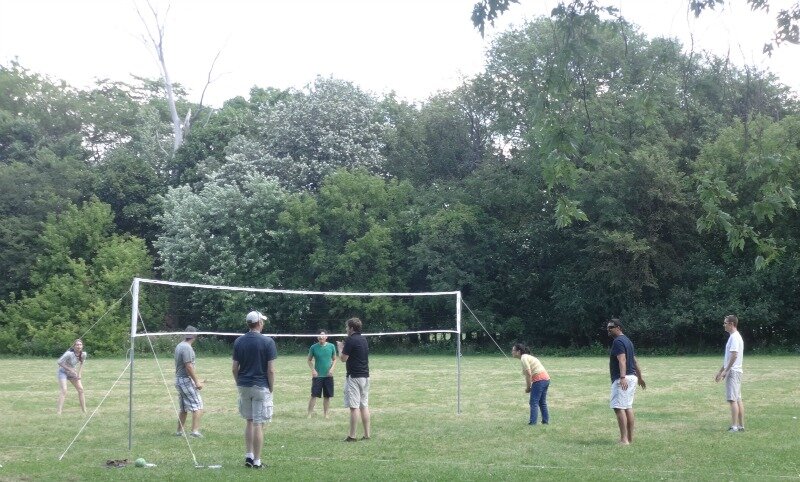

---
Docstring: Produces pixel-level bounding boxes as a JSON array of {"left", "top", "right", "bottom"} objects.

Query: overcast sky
[{"left": 1, "top": 0, "right": 797, "bottom": 107}]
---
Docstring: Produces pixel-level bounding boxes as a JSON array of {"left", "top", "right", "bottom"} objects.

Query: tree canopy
[{"left": 1, "top": 11, "right": 799, "bottom": 355}]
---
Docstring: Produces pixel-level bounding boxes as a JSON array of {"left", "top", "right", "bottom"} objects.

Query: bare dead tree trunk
[{"left": 136, "top": 1, "right": 184, "bottom": 153}]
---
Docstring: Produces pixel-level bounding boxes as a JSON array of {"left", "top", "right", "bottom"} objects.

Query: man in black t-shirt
[
  {"left": 336, "top": 317, "right": 370, "bottom": 442},
  {"left": 607, "top": 318, "right": 646, "bottom": 445}
]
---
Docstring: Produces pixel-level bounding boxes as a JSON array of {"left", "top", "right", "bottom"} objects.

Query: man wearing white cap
[
  {"left": 174, "top": 325, "right": 204, "bottom": 437},
  {"left": 232, "top": 311, "right": 277, "bottom": 469}
]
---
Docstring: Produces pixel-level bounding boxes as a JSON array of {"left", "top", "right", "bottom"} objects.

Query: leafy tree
[
  {"left": 0, "top": 149, "right": 95, "bottom": 299},
  {"left": 693, "top": 115, "right": 800, "bottom": 267},
  {"left": 250, "top": 77, "right": 387, "bottom": 191},
  {"left": 95, "top": 146, "right": 165, "bottom": 245},
  {"left": 472, "top": 0, "right": 800, "bottom": 55},
  {"left": 0, "top": 199, "right": 153, "bottom": 355},
  {"left": 155, "top": 173, "right": 289, "bottom": 330}
]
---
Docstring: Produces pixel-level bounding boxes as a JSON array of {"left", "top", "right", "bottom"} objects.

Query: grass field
[{"left": 0, "top": 353, "right": 798, "bottom": 481}]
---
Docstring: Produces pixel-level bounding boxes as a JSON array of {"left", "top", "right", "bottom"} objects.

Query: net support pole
[
  {"left": 128, "top": 278, "right": 140, "bottom": 450},
  {"left": 456, "top": 291, "right": 462, "bottom": 414}
]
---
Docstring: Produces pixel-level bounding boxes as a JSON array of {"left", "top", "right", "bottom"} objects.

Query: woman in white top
[{"left": 56, "top": 339, "right": 87, "bottom": 414}]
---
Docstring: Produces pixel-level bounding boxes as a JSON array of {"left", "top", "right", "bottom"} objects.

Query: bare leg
[
  {"left": 57, "top": 378, "right": 68, "bottom": 414},
  {"left": 614, "top": 409, "right": 629, "bottom": 444},
  {"left": 360, "top": 406, "right": 371, "bottom": 438},
  {"left": 178, "top": 411, "right": 188, "bottom": 433},
  {"left": 191, "top": 409, "right": 203, "bottom": 432},
  {"left": 323, "top": 397, "right": 331, "bottom": 418},
  {"left": 245, "top": 420, "right": 254, "bottom": 454},
  {"left": 348, "top": 408, "right": 359, "bottom": 438},
  {"left": 252, "top": 422, "right": 264, "bottom": 463},
  {"left": 307, "top": 397, "right": 316, "bottom": 417},
  {"left": 728, "top": 400, "right": 739, "bottom": 428},
  {"left": 736, "top": 400, "right": 744, "bottom": 428},
  {"left": 625, "top": 409, "right": 635, "bottom": 443},
  {"left": 71, "top": 379, "right": 86, "bottom": 413}
]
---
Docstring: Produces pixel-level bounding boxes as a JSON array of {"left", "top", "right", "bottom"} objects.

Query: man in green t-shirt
[{"left": 307, "top": 330, "right": 338, "bottom": 418}]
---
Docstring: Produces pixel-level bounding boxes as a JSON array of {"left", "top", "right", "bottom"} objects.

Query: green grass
[{"left": 0, "top": 354, "right": 798, "bottom": 481}]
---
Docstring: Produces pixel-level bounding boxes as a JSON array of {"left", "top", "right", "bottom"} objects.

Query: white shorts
[
  {"left": 610, "top": 375, "right": 637, "bottom": 409},
  {"left": 343, "top": 376, "right": 370, "bottom": 408},
  {"left": 725, "top": 370, "right": 742, "bottom": 401},
  {"left": 238, "top": 385, "right": 273, "bottom": 424}
]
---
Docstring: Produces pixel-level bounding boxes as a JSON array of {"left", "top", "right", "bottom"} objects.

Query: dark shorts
[{"left": 311, "top": 376, "right": 334, "bottom": 398}]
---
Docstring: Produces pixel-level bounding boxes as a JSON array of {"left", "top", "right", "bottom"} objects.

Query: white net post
[
  {"left": 456, "top": 290, "right": 462, "bottom": 414},
  {"left": 128, "top": 278, "right": 140, "bottom": 450}
]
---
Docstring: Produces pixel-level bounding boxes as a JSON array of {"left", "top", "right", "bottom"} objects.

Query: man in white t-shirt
[{"left": 714, "top": 314, "right": 744, "bottom": 432}]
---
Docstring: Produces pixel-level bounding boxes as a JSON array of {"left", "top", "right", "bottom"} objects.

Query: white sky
[{"left": 0, "top": 0, "right": 797, "bottom": 107}]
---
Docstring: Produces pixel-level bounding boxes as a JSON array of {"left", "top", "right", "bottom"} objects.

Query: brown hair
[
  {"left": 724, "top": 314, "right": 739, "bottom": 327},
  {"left": 512, "top": 343, "right": 531, "bottom": 355},
  {"left": 607, "top": 318, "right": 622, "bottom": 330},
  {"left": 346, "top": 317, "right": 363, "bottom": 333}
]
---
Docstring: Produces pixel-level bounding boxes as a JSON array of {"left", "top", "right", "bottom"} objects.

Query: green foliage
[
  {"left": 693, "top": 116, "right": 800, "bottom": 266},
  {"left": 0, "top": 199, "right": 153, "bottom": 356},
  {"left": 252, "top": 77, "right": 387, "bottom": 191},
  {"left": 3, "top": 5, "right": 800, "bottom": 354}
]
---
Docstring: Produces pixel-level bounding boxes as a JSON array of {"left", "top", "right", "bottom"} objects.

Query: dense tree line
[{"left": 1, "top": 10, "right": 799, "bottom": 356}]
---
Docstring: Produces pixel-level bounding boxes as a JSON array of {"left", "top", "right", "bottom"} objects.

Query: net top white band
[
  {"left": 134, "top": 277, "right": 460, "bottom": 297},
  {"left": 134, "top": 329, "right": 459, "bottom": 338}
]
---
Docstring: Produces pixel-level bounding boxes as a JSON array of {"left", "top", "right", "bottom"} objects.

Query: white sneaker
[
  {"left": 727, "top": 426, "right": 739, "bottom": 432},
  {"left": 190, "top": 431, "right": 203, "bottom": 438},
  {"left": 175, "top": 431, "right": 184, "bottom": 436}
]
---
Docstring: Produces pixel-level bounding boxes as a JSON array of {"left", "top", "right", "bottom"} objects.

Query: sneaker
[
  {"left": 175, "top": 431, "right": 184, "bottom": 437},
  {"left": 189, "top": 431, "right": 203, "bottom": 438},
  {"left": 244, "top": 457, "right": 254, "bottom": 468},
  {"left": 344, "top": 436, "right": 358, "bottom": 442},
  {"left": 727, "top": 426, "right": 739, "bottom": 432},
  {"left": 252, "top": 463, "right": 263, "bottom": 469},
  {"left": 737, "top": 426, "right": 745, "bottom": 432}
]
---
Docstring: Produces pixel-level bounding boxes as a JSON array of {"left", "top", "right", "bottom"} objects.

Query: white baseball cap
[{"left": 246, "top": 311, "right": 267, "bottom": 324}]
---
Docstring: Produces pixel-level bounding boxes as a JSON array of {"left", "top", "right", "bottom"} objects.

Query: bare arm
[
  {"left": 715, "top": 351, "right": 738, "bottom": 382},
  {"left": 337, "top": 340, "right": 348, "bottom": 362},
  {"left": 524, "top": 369, "right": 533, "bottom": 393},
  {"left": 307, "top": 355, "right": 317, "bottom": 376},
  {"left": 634, "top": 356, "right": 646, "bottom": 389},
  {"left": 58, "top": 355, "right": 78, "bottom": 378},
  {"left": 185, "top": 362, "right": 203, "bottom": 390},
  {"left": 267, "top": 359, "right": 275, "bottom": 394},
  {"left": 617, "top": 353, "right": 628, "bottom": 390},
  {"left": 232, "top": 359, "right": 240, "bottom": 384}
]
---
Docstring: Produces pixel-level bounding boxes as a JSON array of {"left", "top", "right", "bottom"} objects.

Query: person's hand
[
  {"left": 638, "top": 378, "right": 646, "bottom": 389},
  {"left": 311, "top": 369, "right": 318, "bottom": 377},
  {"left": 525, "top": 387, "right": 531, "bottom": 393},
  {"left": 195, "top": 380, "right": 204, "bottom": 390},
  {"left": 715, "top": 370, "right": 725, "bottom": 383},
  {"left": 619, "top": 376, "right": 629, "bottom": 391},
  {"left": 327, "top": 369, "right": 334, "bottom": 376}
]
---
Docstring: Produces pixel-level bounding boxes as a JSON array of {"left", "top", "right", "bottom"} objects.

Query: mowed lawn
[{"left": 0, "top": 353, "right": 798, "bottom": 481}]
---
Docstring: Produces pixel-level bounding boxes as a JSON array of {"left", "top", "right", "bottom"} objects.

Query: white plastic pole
[
  {"left": 456, "top": 291, "right": 462, "bottom": 414},
  {"left": 128, "top": 278, "right": 140, "bottom": 450}
]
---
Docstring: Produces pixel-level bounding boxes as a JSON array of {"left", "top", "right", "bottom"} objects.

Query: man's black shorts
[{"left": 311, "top": 376, "right": 334, "bottom": 398}]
